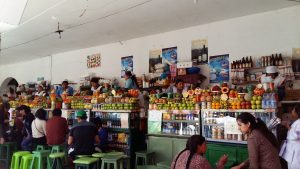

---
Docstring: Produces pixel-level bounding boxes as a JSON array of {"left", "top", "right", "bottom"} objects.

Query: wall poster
[
  {"left": 87, "top": 53, "right": 101, "bottom": 68},
  {"left": 162, "top": 47, "right": 177, "bottom": 65},
  {"left": 209, "top": 54, "right": 230, "bottom": 83},
  {"left": 121, "top": 56, "right": 133, "bottom": 78},
  {"left": 191, "top": 39, "right": 208, "bottom": 65},
  {"left": 149, "top": 49, "right": 163, "bottom": 73}
]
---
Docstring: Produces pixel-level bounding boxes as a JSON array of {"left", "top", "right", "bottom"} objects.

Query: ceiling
[{"left": 0, "top": 0, "right": 299, "bottom": 65}]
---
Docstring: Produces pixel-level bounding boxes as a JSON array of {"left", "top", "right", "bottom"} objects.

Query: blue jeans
[{"left": 21, "top": 135, "right": 33, "bottom": 151}]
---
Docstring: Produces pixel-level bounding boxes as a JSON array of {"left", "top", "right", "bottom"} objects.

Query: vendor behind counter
[
  {"left": 165, "top": 79, "right": 188, "bottom": 95},
  {"left": 261, "top": 66, "right": 286, "bottom": 100}
]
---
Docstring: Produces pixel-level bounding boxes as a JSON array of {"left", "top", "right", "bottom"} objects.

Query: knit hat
[
  {"left": 76, "top": 110, "right": 87, "bottom": 117},
  {"left": 266, "top": 66, "right": 278, "bottom": 74}
]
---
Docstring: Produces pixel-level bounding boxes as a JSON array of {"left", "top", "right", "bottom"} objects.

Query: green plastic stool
[
  {"left": 36, "top": 145, "right": 48, "bottom": 151},
  {"left": 107, "top": 152, "right": 124, "bottom": 156},
  {"left": 50, "top": 145, "right": 65, "bottom": 153},
  {"left": 137, "top": 165, "right": 159, "bottom": 169},
  {"left": 0, "top": 142, "right": 17, "bottom": 168},
  {"left": 122, "top": 155, "right": 130, "bottom": 169},
  {"left": 135, "top": 151, "right": 155, "bottom": 168},
  {"left": 49, "top": 145, "right": 68, "bottom": 166},
  {"left": 101, "top": 155, "right": 124, "bottom": 169},
  {"left": 10, "top": 151, "right": 31, "bottom": 169},
  {"left": 49, "top": 152, "right": 65, "bottom": 169},
  {"left": 30, "top": 150, "right": 51, "bottom": 169},
  {"left": 92, "top": 153, "right": 107, "bottom": 168},
  {"left": 20, "top": 154, "right": 38, "bottom": 169},
  {"left": 156, "top": 161, "right": 171, "bottom": 169},
  {"left": 73, "top": 157, "right": 98, "bottom": 169}
]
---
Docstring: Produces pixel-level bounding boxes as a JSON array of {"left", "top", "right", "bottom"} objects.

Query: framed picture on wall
[
  {"left": 87, "top": 53, "right": 101, "bottom": 69},
  {"left": 121, "top": 56, "right": 133, "bottom": 78},
  {"left": 209, "top": 54, "right": 230, "bottom": 83}
]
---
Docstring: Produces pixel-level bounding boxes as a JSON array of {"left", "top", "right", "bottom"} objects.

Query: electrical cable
[{"left": 0, "top": 0, "right": 153, "bottom": 52}]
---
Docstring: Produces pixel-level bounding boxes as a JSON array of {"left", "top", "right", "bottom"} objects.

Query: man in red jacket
[{"left": 46, "top": 108, "right": 68, "bottom": 145}]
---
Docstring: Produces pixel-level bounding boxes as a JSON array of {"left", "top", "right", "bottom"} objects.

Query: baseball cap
[
  {"left": 266, "top": 66, "right": 278, "bottom": 74},
  {"left": 76, "top": 110, "right": 87, "bottom": 117}
]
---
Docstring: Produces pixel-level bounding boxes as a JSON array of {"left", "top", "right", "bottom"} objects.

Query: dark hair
[
  {"left": 173, "top": 135, "right": 205, "bottom": 169},
  {"left": 0, "top": 102, "right": 10, "bottom": 111},
  {"left": 293, "top": 105, "right": 300, "bottom": 118},
  {"left": 17, "top": 105, "right": 31, "bottom": 115},
  {"left": 90, "top": 77, "right": 99, "bottom": 84},
  {"left": 35, "top": 108, "right": 47, "bottom": 120},
  {"left": 62, "top": 81, "right": 69, "bottom": 85},
  {"left": 93, "top": 117, "right": 102, "bottom": 129},
  {"left": 52, "top": 108, "right": 62, "bottom": 116},
  {"left": 237, "top": 112, "right": 279, "bottom": 149},
  {"left": 9, "top": 87, "right": 14, "bottom": 93},
  {"left": 125, "top": 71, "right": 132, "bottom": 77},
  {"left": 175, "top": 79, "right": 184, "bottom": 85},
  {"left": 78, "top": 116, "right": 87, "bottom": 120},
  {"left": 125, "top": 71, "right": 139, "bottom": 88}
]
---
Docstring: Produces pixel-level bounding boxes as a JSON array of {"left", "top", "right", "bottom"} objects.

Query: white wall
[{"left": 1, "top": 5, "right": 300, "bottom": 88}]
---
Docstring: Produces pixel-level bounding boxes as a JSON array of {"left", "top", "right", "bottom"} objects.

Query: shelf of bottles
[
  {"left": 62, "top": 109, "right": 91, "bottom": 129},
  {"left": 201, "top": 109, "right": 276, "bottom": 144},
  {"left": 94, "top": 111, "right": 140, "bottom": 154},
  {"left": 231, "top": 53, "right": 289, "bottom": 85},
  {"left": 149, "top": 110, "right": 201, "bottom": 137}
]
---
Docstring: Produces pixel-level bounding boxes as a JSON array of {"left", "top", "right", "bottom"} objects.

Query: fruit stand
[{"left": 146, "top": 82, "right": 279, "bottom": 168}]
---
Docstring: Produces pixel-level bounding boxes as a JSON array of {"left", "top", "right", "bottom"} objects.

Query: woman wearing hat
[
  {"left": 260, "top": 66, "right": 286, "bottom": 100},
  {"left": 261, "top": 66, "right": 285, "bottom": 89}
]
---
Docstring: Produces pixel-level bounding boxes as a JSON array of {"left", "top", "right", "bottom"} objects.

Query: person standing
[
  {"left": 46, "top": 108, "right": 68, "bottom": 146},
  {"left": 171, "top": 135, "right": 227, "bottom": 169},
  {"left": 18, "top": 105, "right": 35, "bottom": 151},
  {"left": 165, "top": 79, "right": 188, "bottom": 94},
  {"left": 56, "top": 80, "right": 74, "bottom": 96},
  {"left": 31, "top": 108, "right": 47, "bottom": 149},
  {"left": 0, "top": 102, "right": 10, "bottom": 144},
  {"left": 232, "top": 113, "right": 281, "bottom": 169},
  {"left": 281, "top": 105, "right": 300, "bottom": 169},
  {"left": 68, "top": 110, "right": 99, "bottom": 159},
  {"left": 90, "top": 78, "right": 101, "bottom": 94},
  {"left": 124, "top": 71, "right": 138, "bottom": 89}
]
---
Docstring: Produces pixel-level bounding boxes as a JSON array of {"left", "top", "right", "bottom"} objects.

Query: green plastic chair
[
  {"left": 10, "top": 151, "right": 31, "bottom": 169},
  {"left": 49, "top": 152, "right": 65, "bottom": 169},
  {"left": 135, "top": 151, "right": 155, "bottom": 168},
  {"left": 73, "top": 157, "right": 98, "bottom": 169},
  {"left": 30, "top": 150, "right": 51, "bottom": 169}
]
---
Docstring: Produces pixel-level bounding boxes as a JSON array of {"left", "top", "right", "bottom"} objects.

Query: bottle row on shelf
[
  {"left": 108, "top": 132, "right": 128, "bottom": 144},
  {"left": 92, "top": 103, "right": 139, "bottom": 111},
  {"left": 203, "top": 125, "right": 247, "bottom": 142},
  {"left": 161, "top": 122, "right": 200, "bottom": 136},
  {"left": 162, "top": 113, "right": 198, "bottom": 121}
]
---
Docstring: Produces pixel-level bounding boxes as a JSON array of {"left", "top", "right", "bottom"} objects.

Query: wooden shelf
[
  {"left": 91, "top": 109, "right": 139, "bottom": 112},
  {"left": 162, "top": 120, "right": 198, "bottom": 123},
  {"left": 201, "top": 109, "right": 276, "bottom": 113},
  {"left": 206, "top": 138, "right": 247, "bottom": 145}
]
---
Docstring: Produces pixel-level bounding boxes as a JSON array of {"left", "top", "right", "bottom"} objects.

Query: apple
[
  {"left": 252, "top": 96, "right": 257, "bottom": 101},
  {"left": 246, "top": 105, "right": 251, "bottom": 109},
  {"left": 255, "top": 100, "right": 261, "bottom": 105},
  {"left": 257, "top": 96, "right": 262, "bottom": 101},
  {"left": 256, "top": 105, "right": 262, "bottom": 109},
  {"left": 251, "top": 105, "right": 256, "bottom": 109},
  {"left": 251, "top": 100, "right": 255, "bottom": 105}
]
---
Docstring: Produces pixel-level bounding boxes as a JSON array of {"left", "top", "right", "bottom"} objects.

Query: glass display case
[
  {"left": 148, "top": 110, "right": 200, "bottom": 137},
  {"left": 201, "top": 109, "right": 276, "bottom": 144}
]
